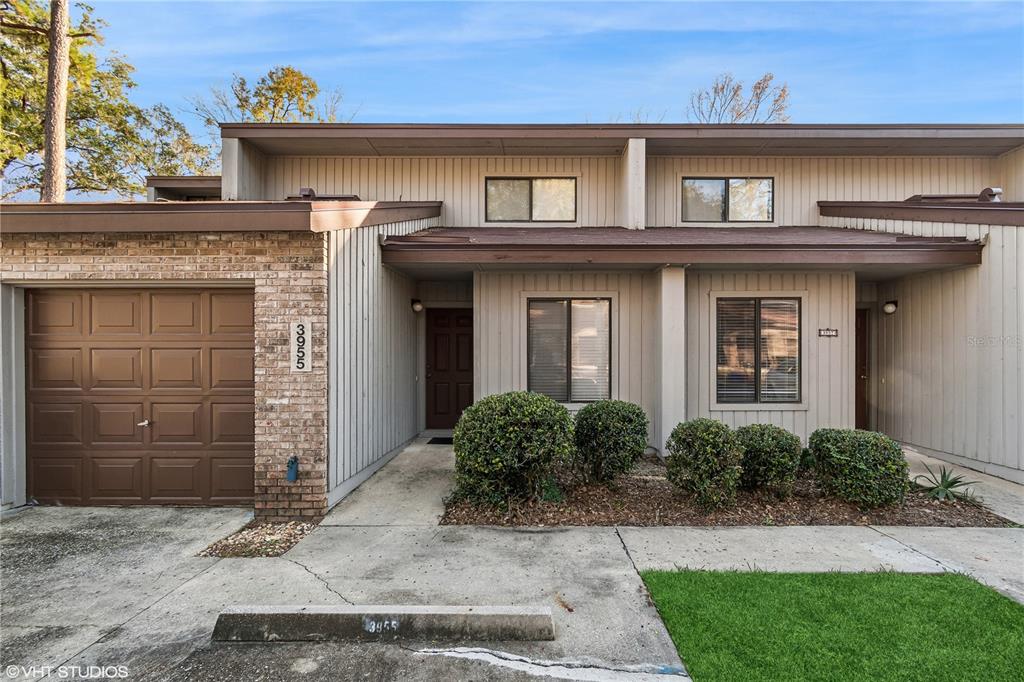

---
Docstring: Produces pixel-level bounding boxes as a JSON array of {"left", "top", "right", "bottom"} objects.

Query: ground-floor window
[
  {"left": 716, "top": 297, "right": 800, "bottom": 403},
  {"left": 527, "top": 298, "right": 611, "bottom": 402}
]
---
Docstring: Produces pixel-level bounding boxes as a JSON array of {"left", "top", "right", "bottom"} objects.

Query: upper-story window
[
  {"left": 682, "top": 177, "right": 774, "bottom": 223},
  {"left": 486, "top": 177, "right": 577, "bottom": 222}
]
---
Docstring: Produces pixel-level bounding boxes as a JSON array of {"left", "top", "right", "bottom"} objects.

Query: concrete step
[{"left": 212, "top": 605, "right": 555, "bottom": 642}]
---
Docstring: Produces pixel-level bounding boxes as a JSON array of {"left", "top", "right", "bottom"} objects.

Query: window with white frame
[
  {"left": 486, "top": 177, "right": 577, "bottom": 222},
  {"left": 716, "top": 297, "right": 800, "bottom": 403},
  {"left": 682, "top": 177, "right": 774, "bottom": 223},
  {"left": 527, "top": 298, "right": 610, "bottom": 402}
]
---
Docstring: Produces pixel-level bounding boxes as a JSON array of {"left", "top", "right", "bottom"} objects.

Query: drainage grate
[{"left": 428, "top": 437, "right": 454, "bottom": 445}]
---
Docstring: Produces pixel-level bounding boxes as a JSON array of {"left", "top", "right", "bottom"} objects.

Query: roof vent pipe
[
  {"left": 299, "top": 187, "right": 317, "bottom": 200},
  {"left": 979, "top": 187, "right": 1002, "bottom": 202}
]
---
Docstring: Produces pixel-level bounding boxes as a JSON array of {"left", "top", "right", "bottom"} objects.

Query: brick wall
[{"left": 0, "top": 231, "right": 329, "bottom": 521}]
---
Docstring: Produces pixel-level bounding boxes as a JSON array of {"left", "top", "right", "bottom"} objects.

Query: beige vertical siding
[
  {"left": 263, "top": 156, "right": 620, "bottom": 226},
  {"left": 473, "top": 271, "right": 658, "bottom": 439},
  {"left": 327, "top": 216, "right": 440, "bottom": 502},
  {"left": 647, "top": 157, "right": 996, "bottom": 226},
  {"left": 996, "top": 145, "right": 1024, "bottom": 201},
  {"left": 685, "top": 271, "right": 856, "bottom": 442},
  {"left": 416, "top": 280, "right": 473, "bottom": 305},
  {"left": 871, "top": 225, "right": 1023, "bottom": 481}
]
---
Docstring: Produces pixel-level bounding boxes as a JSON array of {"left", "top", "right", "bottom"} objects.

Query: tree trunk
[{"left": 40, "top": 0, "right": 70, "bottom": 202}]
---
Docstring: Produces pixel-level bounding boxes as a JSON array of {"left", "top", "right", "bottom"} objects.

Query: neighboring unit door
[
  {"left": 425, "top": 308, "right": 473, "bottom": 429},
  {"left": 26, "top": 289, "right": 255, "bottom": 505},
  {"left": 855, "top": 308, "right": 870, "bottom": 430}
]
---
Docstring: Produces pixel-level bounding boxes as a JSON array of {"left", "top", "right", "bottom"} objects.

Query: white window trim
[
  {"left": 709, "top": 289, "right": 808, "bottom": 411},
  {"left": 677, "top": 173, "right": 778, "bottom": 228},
  {"left": 482, "top": 172, "right": 582, "bottom": 228},
  {"left": 519, "top": 290, "right": 617, "bottom": 406}
]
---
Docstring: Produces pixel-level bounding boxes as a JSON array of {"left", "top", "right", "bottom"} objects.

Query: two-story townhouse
[{"left": 2, "top": 123, "right": 1022, "bottom": 520}]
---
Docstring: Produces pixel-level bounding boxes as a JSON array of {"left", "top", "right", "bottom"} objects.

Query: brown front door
[
  {"left": 425, "top": 308, "right": 473, "bottom": 429},
  {"left": 26, "top": 289, "right": 255, "bottom": 505},
  {"left": 855, "top": 308, "right": 870, "bottom": 430}
]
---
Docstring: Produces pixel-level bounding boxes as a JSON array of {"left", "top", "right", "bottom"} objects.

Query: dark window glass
[
  {"left": 683, "top": 179, "right": 726, "bottom": 221},
  {"left": 717, "top": 297, "right": 800, "bottom": 403},
  {"left": 528, "top": 298, "right": 610, "bottom": 402}
]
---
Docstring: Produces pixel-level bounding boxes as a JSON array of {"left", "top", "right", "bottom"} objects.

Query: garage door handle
[{"left": 137, "top": 419, "right": 151, "bottom": 427}]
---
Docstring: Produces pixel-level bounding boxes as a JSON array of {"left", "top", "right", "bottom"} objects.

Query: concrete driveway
[{"left": 2, "top": 438, "right": 1021, "bottom": 681}]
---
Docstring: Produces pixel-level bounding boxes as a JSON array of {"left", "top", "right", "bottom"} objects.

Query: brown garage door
[{"left": 26, "top": 289, "right": 255, "bottom": 505}]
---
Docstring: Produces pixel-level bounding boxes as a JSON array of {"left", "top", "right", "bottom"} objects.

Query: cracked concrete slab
[
  {"left": 0, "top": 507, "right": 249, "bottom": 678},
  {"left": 281, "top": 524, "right": 682, "bottom": 668},
  {"left": 872, "top": 526, "right": 1024, "bottom": 601}
]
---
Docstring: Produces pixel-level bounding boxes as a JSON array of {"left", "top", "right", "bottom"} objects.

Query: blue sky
[{"left": 86, "top": 0, "right": 1024, "bottom": 128}]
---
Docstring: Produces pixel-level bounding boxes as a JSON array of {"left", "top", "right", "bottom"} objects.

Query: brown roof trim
[
  {"left": 145, "top": 175, "right": 222, "bottom": 189},
  {"left": 221, "top": 122, "right": 1024, "bottom": 136},
  {"left": 0, "top": 200, "right": 441, "bottom": 234},
  {"left": 380, "top": 227, "right": 982, "bottom": 266},
  {"left": 818, "top": 201, "right": 1024, "bottom": 227}
]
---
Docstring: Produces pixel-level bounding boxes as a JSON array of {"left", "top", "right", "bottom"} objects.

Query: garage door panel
[
  {"left": 151, "top": 402, "right": 205, "bottom": 444},
  {"left": 211, "top": 403, "right": 255, "bottom": 444},
  {"left": 30, "top": 403, "right": 84, "bottom": 445},
  {"left": 28, "top": 288, "right": 255, "bottom": 506},
  {"left": 210, "top": 293, "right": 255, "bottom": 334},
  {"left": 211, "top": 348, "right": 255, "bottom": 390},
  {"left": 151, "top": 293, "right": 202, "bottom": 335},
  {"left": 90, "top": 293, "right": 142, "bottom": 335},
  {"left": 211, "top": 457, "right": 255, "bottom": 500},
  {"left": 29, "top": 292, "right": 82, "bottom": 336},
  {"left": 31, "top": 457, "right": 83, "bottom": 502},
  {"left": 150, "top": 457, "right": 204, "bottom": 501},
  {"left": 30, "top": 348, "right": 83, "bottom": 390},
  {"left": 90, "top": 348, "right": 143, "bottom": 389},
  {"left": 151, "top": 348, "right": 203, "bottom": 389},
  {"left": 90, "top": 457, "right": 144, "bottom": 500},
  {"left": 91, "top": 403, "right": 144, "bottom": 445}
]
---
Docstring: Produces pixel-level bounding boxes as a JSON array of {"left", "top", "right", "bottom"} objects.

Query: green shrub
[
  {"left": 810, "top": 428, "right": 909, "bottom": 507},
  {"left": 735, "top": 423, "right": 802, "bottom": 496},
  {"left": 665, "top": 418, "right": 743, "bottom": 509},
  {"left": 453, "top": 391, "right": 574, "bottom": 505},
  {"left": 573, "top": 400, "right": 649, "bottom": 483}
]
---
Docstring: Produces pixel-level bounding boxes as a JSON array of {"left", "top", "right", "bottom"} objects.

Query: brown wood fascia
[
  {"left": 0, "top": 201, "right": 442, "bottom": 234},
  {"left": 817, "top": 201, "right": 1024, "bottom": 226}
]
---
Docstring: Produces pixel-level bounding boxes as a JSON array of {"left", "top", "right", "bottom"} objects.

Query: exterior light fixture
[
  {"left": 882, "top": 301, "right": 898, "bottom": 315},
  {"left": 411, "top": 299, "right": 424, "bottom": 313}
]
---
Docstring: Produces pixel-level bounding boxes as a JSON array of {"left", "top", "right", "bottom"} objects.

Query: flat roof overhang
[
  {"left": 0, "top": 200, "right": 442, "bottom": 233},
  {"left": 146, "top": 175, "right": 222, "bottom": 199},
  {"left": 220, "top": 123, "right": 1024, "bottom": 157},
  {"left": 380, "top": 227, "right": 983, "bottom": 268}
]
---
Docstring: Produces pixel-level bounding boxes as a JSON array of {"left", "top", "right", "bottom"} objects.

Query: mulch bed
[
  {"left": 198, "top": 520, "right": 318, "bottom": 558},
  {"left": 441, "top": 462, "right": 1015, "bottom": 528}
]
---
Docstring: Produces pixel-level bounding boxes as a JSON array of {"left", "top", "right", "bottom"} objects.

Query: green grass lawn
[{"left": 642, "top": 571, "right": 1024, "bottom": 682}]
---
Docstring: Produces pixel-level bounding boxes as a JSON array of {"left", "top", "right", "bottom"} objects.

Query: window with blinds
[
  {"left": 716, "top": 297, "right": 800, "bottom": 403},
  {"left": 528, "top": 298, "right": 610, "bottom": 402}
]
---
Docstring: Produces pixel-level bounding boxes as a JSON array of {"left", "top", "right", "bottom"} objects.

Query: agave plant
[{"left": 913, "top": 464, "right": 980, "bottom": 504}]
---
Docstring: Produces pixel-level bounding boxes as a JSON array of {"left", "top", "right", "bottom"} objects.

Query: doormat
[{"left": 428, "top": 437, "right": 454, "bottom": 445}]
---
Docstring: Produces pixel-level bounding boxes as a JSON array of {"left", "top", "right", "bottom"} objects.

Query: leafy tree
[
  {"left": 687, "top": 72, "right": 790, "bottom": 124},
  {"left": 1, "top": 0, "right": 214, "bottom": 199},
  {"left": 189, "top": 65, "right": 349, "bottom": 140}
]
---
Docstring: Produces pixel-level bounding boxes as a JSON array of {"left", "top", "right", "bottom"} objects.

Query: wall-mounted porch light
[
  {"left": 411, "top": 299, "right": 424, "bottom": 313},
  {"left": 882, "top": 300, "right": 898, "bottom": 315}
]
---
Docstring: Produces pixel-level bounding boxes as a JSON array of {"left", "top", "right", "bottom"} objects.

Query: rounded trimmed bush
[
  {"left": 453, "top": 391, "right": 574, "bottom": 505},
  {"left": 665, "top": 418, "right": 742, "bottom": 509},
  {"left": 810, "top": 428, "right": 909, "bottom": 507},
  {"left": 735, "top": 423, "right": 802, "bottom": 496},
  {"left": 573, "top": 400, "right": 649, "bottom": 483}
]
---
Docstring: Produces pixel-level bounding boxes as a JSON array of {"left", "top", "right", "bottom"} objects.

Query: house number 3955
[{"left": 290, "top": 320, "right": 312, "bottom": 372}]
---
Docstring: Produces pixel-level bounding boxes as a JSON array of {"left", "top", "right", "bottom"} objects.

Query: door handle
[
  {"left": 859, "top": 376, "right": 868, "bottom": 380},
  {"left": 137, "top": 419, "right": 151, "bottom": 427}
]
